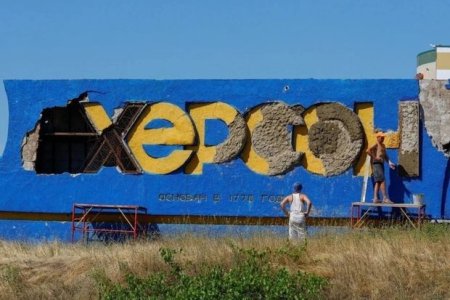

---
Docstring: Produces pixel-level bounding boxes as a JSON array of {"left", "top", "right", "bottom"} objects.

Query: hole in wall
[{"left": 25, "top": 103, "right": 98, "bottom": 174}]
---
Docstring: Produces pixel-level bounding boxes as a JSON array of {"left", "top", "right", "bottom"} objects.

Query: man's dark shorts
[{"left": 372, "top": 163, "right": 385, "bottom": 182}]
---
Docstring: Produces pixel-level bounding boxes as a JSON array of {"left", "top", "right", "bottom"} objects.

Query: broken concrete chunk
[
  {"left": 213, "top": 113, "right": 247, "bottom": 163},
  {"left": 398, "top": 101, "right": 420, "bottom": 177},
  {"left": 21, "top": 123, "right": 41, "bottom": 171},
  {"left": 252, "top": 102, "right": 305, "bottom": 175},
  {"left": 419, "top": 80, "right": 450, "bottom": 157},
  {"left": 309, "top": 103, "right": 365, "bottom": 176}
]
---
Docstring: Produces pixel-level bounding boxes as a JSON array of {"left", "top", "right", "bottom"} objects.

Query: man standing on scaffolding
[{"left": 366, "top": 131, "right": 396, "bottom": 203}]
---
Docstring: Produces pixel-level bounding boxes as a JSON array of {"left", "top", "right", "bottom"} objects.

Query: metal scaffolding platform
[
  {"left": 71, "top": 203, "right": 148, "bottom": 242},
  {"left": 351, "top": 202, "right": 426, "bottom": 229}
]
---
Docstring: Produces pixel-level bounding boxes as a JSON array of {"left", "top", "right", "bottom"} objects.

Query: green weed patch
[{"left": 95, "top": 246, "right": 327, "bottom": 300}]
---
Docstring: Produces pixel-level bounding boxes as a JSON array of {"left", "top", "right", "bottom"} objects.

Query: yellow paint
[
  {"left": 437, "top": 53, "right": 450, "bottom": 69},
  {"left": 82, "top": 103, "right": 112, "bottom": 133},
  {"left": 185, "top": 102, "right": 239, "bottom": 174},
  {"left": 293, "top": 106, "right": 325, "bottom": 175},
  {"left": 385, "top": 132, "right": 400, "bottom": 148},
  {"left": 353, "top": 103, "right": 399, "bottom": 176},
  {"left": 354, "top": 103, "right": 374, "bottom": 176},
  {"left": 82, "top": 100, "right": 404, "bottom": 177},
  {"left": 240, "top": 107, "right": 270, "bottom": 174},
  {"left": 127, "top": 102, "right": 195, "bottom": 174}
]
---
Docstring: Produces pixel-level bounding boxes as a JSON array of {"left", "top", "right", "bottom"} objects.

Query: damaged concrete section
[
  {"left": 398, "top": 101, "right": 420, "bottom": 177},
  {"left": 419, "top": 80, "right": 450, "bottom": 157},
  {"left": 21, "top": 123, "right": 41, "bottom": 171},
  {"left": 82, "top": 102, "right": 145, "bottom": 174},
  {"left": 252, "top": 102, "right": 305, "bottom": 175},
  {"left": 24, "top": 102, "right": 99, "bottom": 174},
  {"left": 309, "top": 122, "right": 339, "bottom": 156},
  {"left": 311, "top": 103, "right": 364, "bottom": 176},
  {"left": 316, "top": 103, "right": 364, "bottom": 142},
  {"left": 213, "top": 113, "right": 247, "bottom": 163}
]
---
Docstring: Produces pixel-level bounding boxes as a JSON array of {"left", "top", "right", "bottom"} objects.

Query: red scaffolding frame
[{"left": 71, "top": 203, "right": 148, "bottom": 242}]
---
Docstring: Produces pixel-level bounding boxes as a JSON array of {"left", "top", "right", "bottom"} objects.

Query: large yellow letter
[
  {"left": 127, "top": 102, "right": 195, "bottom": 174},
  {"left": 185, "top": 102, "right": 246, "bottom": 174},
  {"left": 295, "top": 103, "right": 365, "bottom": 177},
  {"left": 241, "top": 105, "right": 270, "bottom": 174},
  {"left": 241, "top": 102, "right": 304, "bottom": 175},
  {"left": 81, "top": 102, "right": 113, "bottom": 133}
]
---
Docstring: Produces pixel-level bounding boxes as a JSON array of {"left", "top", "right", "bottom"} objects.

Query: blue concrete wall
[
  {"left": 0, "top": 83, "right": 8, "bottom": 157},
  {"left": 0, "top": 80, "right": 448, "bottom": 240}
]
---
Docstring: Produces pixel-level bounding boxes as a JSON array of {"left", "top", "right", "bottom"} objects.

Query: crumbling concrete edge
[
  {"left": 21, "top": 121, "right": 41, "bottom": 171},
  {"left": 213, "top": 113, "right": 248, "bottom": 163},
  {"left": 252, "top": 102, "right": 305, "bottom": 176},
  {"left": 419, "top": 80, "right": 450, "bottom": 158},
  {"left": 398, "top": 101, "right": 420, "bottom": 177},
  {"left": 309, "top": 102, "right": 365, "bottom": 176}
]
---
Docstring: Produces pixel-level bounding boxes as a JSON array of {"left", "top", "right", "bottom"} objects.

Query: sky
[{"left": 1, "top": 0, "right": 450, "bottom": 155}]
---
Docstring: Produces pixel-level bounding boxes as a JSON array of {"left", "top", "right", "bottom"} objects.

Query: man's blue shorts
[{"left": 372, "top": 163, "right": 385, "bottom": 182}]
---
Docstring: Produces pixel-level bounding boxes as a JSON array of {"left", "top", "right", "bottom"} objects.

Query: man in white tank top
[{"left": 280, "top": 182, "right": 312, "bottom": 243}]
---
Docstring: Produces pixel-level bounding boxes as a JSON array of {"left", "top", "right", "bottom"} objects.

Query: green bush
[{"left": 95, "top": 247, "right": 327, "bottom": 300}]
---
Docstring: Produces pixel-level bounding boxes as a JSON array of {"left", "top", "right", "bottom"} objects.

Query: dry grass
[{"left": 0, "top": 225, "right": 449, "bottom": 299}]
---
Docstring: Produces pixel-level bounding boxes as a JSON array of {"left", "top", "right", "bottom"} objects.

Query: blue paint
[
  {"left": 205, "top": 119, "right": 229, "bottom": 146},
  {"left": 144, "top": 145, "right": 182, "bottom": 159},
  {"left": 0, "top": 83, "right": 8, "bottom": 158},
  {"left": 0, "top": 79, "right": 448, "bottom": 240},
  {"left": 145, "top": 119, "right": 173, "bottom": 129}
]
